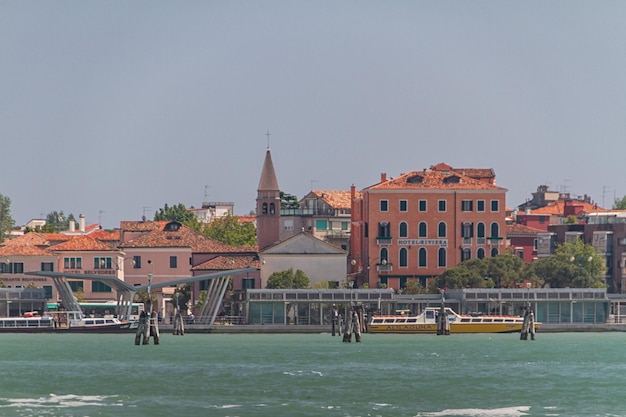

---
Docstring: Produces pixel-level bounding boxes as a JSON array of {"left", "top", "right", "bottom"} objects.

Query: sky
[{"left": 2, "top": 1, "right": 626, "bottom": 229}]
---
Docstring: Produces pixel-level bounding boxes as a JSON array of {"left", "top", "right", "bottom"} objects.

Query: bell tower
[{"left": 256, "top": 147, "right": 281, "bottom": 250}]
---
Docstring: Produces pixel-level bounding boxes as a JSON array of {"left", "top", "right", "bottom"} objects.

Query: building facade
[{"left": 350, "top": 163, "right": 507, "bottom": 290}]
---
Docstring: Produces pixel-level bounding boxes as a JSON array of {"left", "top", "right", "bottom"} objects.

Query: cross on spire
[{"left": 266, "top": 129, "right": 271, "bottom": 148}]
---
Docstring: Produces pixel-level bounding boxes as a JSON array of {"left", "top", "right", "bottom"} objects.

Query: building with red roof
[{"left": 350, "top": 164, "right": 507, "bottom": 290}]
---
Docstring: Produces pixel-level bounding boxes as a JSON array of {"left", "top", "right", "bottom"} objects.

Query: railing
[
  {"left": 280, "top": 208, "right": 340, "bottom": 216},
  {"left": 326, "top": 230, "right": 350, "bottom": 238},
  {"left": 377, "top": 237, "right": 392, "bottom": 245}
]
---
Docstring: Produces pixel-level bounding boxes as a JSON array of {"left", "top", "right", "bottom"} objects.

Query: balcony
[
  {"left": 376, "top": 236, "right": 392, "bottom": 245},
  {"left": 488, "top": 237, "right": 504, "bottom": 246},
  {"left": 377, "top": 263, "right": 393, "bottom": 273},
  {"left": 325, "top": 230, "right": 350, "bottom": 239}
]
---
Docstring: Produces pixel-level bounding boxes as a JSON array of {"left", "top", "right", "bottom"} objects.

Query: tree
[
  {"left": 527, "top": 239, "right": 606, "bottom": 288},
  {"left": 0, "top": 193, "right": 15, "bottom": 243},
  {"left": 202, "top": 215, "right": 256, "bottom": 246},
  {"left": 266, "top": 269, "right": 310, "bottom": 289},
  {"left": 154, "top": 203, "right": 201, "bottom": 229},
  {"left": 45, "top": 211, "right": 76, "bottom": 232},
  {"left": 280, "top": 191, "right": 299, "bottom": 209},
  {"left": 431, "top": 254, "right": 525, "bottom": 291},
  {"left": 170, "top": 284, "right": 192, "bottom": 312},
  {"left": 613, "top": 195, "right": 626, "bottom": 210},
  {"left": 484, "top": 255, "right": 524, "bottom": 288}
]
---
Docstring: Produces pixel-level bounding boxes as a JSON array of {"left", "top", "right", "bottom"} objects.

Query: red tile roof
[
  {"left": 506, "top": 223, "right": 544, "bottom": 236},
  {"left": 120, "top": 222, "right": 257, "bottom": 253},
  {"left": 192, "top": 255, "right": 260, "bottom": 271},
  {"left": 367, "top": 168, "right": 506, "bottom": 191},
  {"left": 2, "top": 232, "right": 50, "bottom": 247},
  {"left": 50, "top": 235, "right": 118, "bottom": 252},
  {"left": 0, "top": 241, "right": 52, "bottom": 256},
  {"left": 120, "top": 221, "right": 168, "bottom": 232},
  {"left": 87, "top": 229, "right": 120, "bottom": 242},
  {"left": 312, "top": 190, "right": 359, "bottom": 209}
]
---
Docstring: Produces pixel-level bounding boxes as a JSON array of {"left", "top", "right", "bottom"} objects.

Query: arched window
[
  {"left": 461, "top": 248, "right": 471, "bottom": 261},
  {"left": 438, "top": 247, "right": 446, "bottom": 267},
  {"left": 491, "top": 248, "right": 499, "bottom": 257},
  {"left": 477, "top": 222, "right": 485, "bottom": 238},
  {"left": 419, "top": 248, "right": 427, "bottom": 267},
  {"left": 477, "top": 248, "right": 485, "bottom": 259},
  {"left": 490, "top": 222, "right": 499, "bottom": 239},
  {"left": 262, "top": 203, "right": 268, "bottom": 214},
  {"left": 418, "top": 222, "right": 427, "bottom": 237},
  {"left": 399, "top": 222, "right": 408, "bottom": 238},
  {"left": 269, "top": 203, "right": 275, "bottom": 214},
  {"left": 380, "top": 247, "right": 389, "bottom": 263},
  {"left": 378, "top": 222, "right": 391, "bottom": 238},
  {"left": 399, "top": 247, "right": 408, "bottom": 267},
  {"left": 438, "top": 222, "right": 447, "bottom": 238}
]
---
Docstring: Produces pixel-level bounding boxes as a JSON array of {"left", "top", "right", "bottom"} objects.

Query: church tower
[{"left": 256, "top": 147, "right": 281, "bottom": 250}]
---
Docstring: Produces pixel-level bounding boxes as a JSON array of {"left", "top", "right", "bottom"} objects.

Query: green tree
[
  {"left": 0, "top": 193, "right": 15, "bottom": 243},
  {"left": 170, "top": 284, "right": 192, "bottom": 312},
  {"left": 527, "top": 239, "right": 606, "bottom": 288},
  {"left": 613, "top": 195, "right": 626, "bottom": 210},
  {"left": 202, "top": 215, "right": 256, "bottom": 246},
  {"left": 432, "top": 255, "right": 525, "bottom": 291},
  {"left": 266, "top": 269, "right": 310, "bottom": 289},
  {"left": 280, "top": 191, "right": 299, "bottom": 209},
  {"left": 45, "top": 211, "right": 76, "bottom": 232},
  {"left": 154, "top": 203, "right": 201, "bottom": 229},
  {"left": 485, "top": 254, "right": 524, "bottom": 288}
]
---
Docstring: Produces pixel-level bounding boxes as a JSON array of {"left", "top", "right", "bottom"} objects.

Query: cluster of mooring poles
[
  {"left": 342, "top": 304, "right": 365, "bottom": 343},
  {"left": 437, "top": 289, "right": 450, "bottom": 335},
  {"left": 135, "top": 273, "right": 160, "bottom": 345},
  {"left": 135, "top": 307, "right": 160, "bottom": 345},
  {"left": 172, "top": 293, "right": 185, "bottom": 336},
  {"left": 520, "top": 302, "right": 536, "bottom": 340}
]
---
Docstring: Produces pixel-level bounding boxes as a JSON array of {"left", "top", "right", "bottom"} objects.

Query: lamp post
[
  {"left": 368, "top": 258, "right": 387, "bottom": 288},
  {"left": 570, "top": 255, "right": 593, "bottom": 279}
]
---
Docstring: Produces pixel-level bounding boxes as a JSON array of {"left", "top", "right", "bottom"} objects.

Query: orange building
[{"left": 350, "top": 163, "right": 507, "bottom": 291}]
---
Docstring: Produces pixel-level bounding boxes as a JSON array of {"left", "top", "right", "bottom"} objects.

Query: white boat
[
  {"left": 0, "top": 315, "right": 55, "bottom": 332},
  {"left": 65, "top": 311, "right": 132, "bottom": 332},
  {"left": 0, "top": 311, "right": 131, "bottom": 333},
  {"left": 368, "top": 307, "right": 541, "bottom": 334}
]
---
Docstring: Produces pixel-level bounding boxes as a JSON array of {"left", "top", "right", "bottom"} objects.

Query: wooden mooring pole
[
  {"left": 436, "top": 289, "right": 450, "bottom": 335},
  {"left": 342, "top": 309, "right": 362, "bottom": 343},
  {"left": 436, "top": 304, "right": 450, "bottom": 335},
  {"left": 173, "top": 312, "right": 185, "bottom": 336},
  {"left": 520, "top": 305, "right": 536, "bottom": 341},
  {"left": 135, "top": 310, "right": 160, "bottom": 345}
]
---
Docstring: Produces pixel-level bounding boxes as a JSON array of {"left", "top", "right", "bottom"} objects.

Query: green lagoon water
[{"left": 1, "top": 331, "right": 625, "bottom": 417}]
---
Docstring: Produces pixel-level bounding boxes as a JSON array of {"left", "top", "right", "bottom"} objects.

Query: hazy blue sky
[{"left": 2, "top": 1, "right": 625, "bottom": 229}]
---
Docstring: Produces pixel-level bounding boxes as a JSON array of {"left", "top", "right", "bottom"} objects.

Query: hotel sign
[{"left": 397, "top": 239, "right": 448, "bottom": 247}]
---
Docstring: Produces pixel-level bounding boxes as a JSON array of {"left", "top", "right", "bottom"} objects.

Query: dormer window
[
  {"left": 443, "top": 175, "right": 461, "bottom": 184},
  {"left": 407, "top": 175, "right": 424, "bottom": 184},
  {"left": 164, "top": 221, "right": 181, "bottom": 232}
]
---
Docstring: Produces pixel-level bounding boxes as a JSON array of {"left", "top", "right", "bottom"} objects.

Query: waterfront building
[
  {"left": 258, "top": 232, "right": 348, "bottom": 289},
  {"left": 537, "top": 210, "right": 626, "bottom": 293},
  {"left": 350, "top": 163, "right": 507, "bottom": 290}
]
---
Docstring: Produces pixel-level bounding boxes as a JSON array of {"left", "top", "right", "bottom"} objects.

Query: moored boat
[
  {"left": 0, "top": 315, "right": 55, "bottom": 332},
  {"left": 0, "top": 311, "right": 132, "bottom": 333},
  {"left": 368, "top": 307, "right": 541, "bottom": 334}
]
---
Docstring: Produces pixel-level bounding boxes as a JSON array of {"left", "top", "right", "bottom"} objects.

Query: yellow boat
[{"left": 368, "top": 307, "right": 541, "bottom": 334}]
